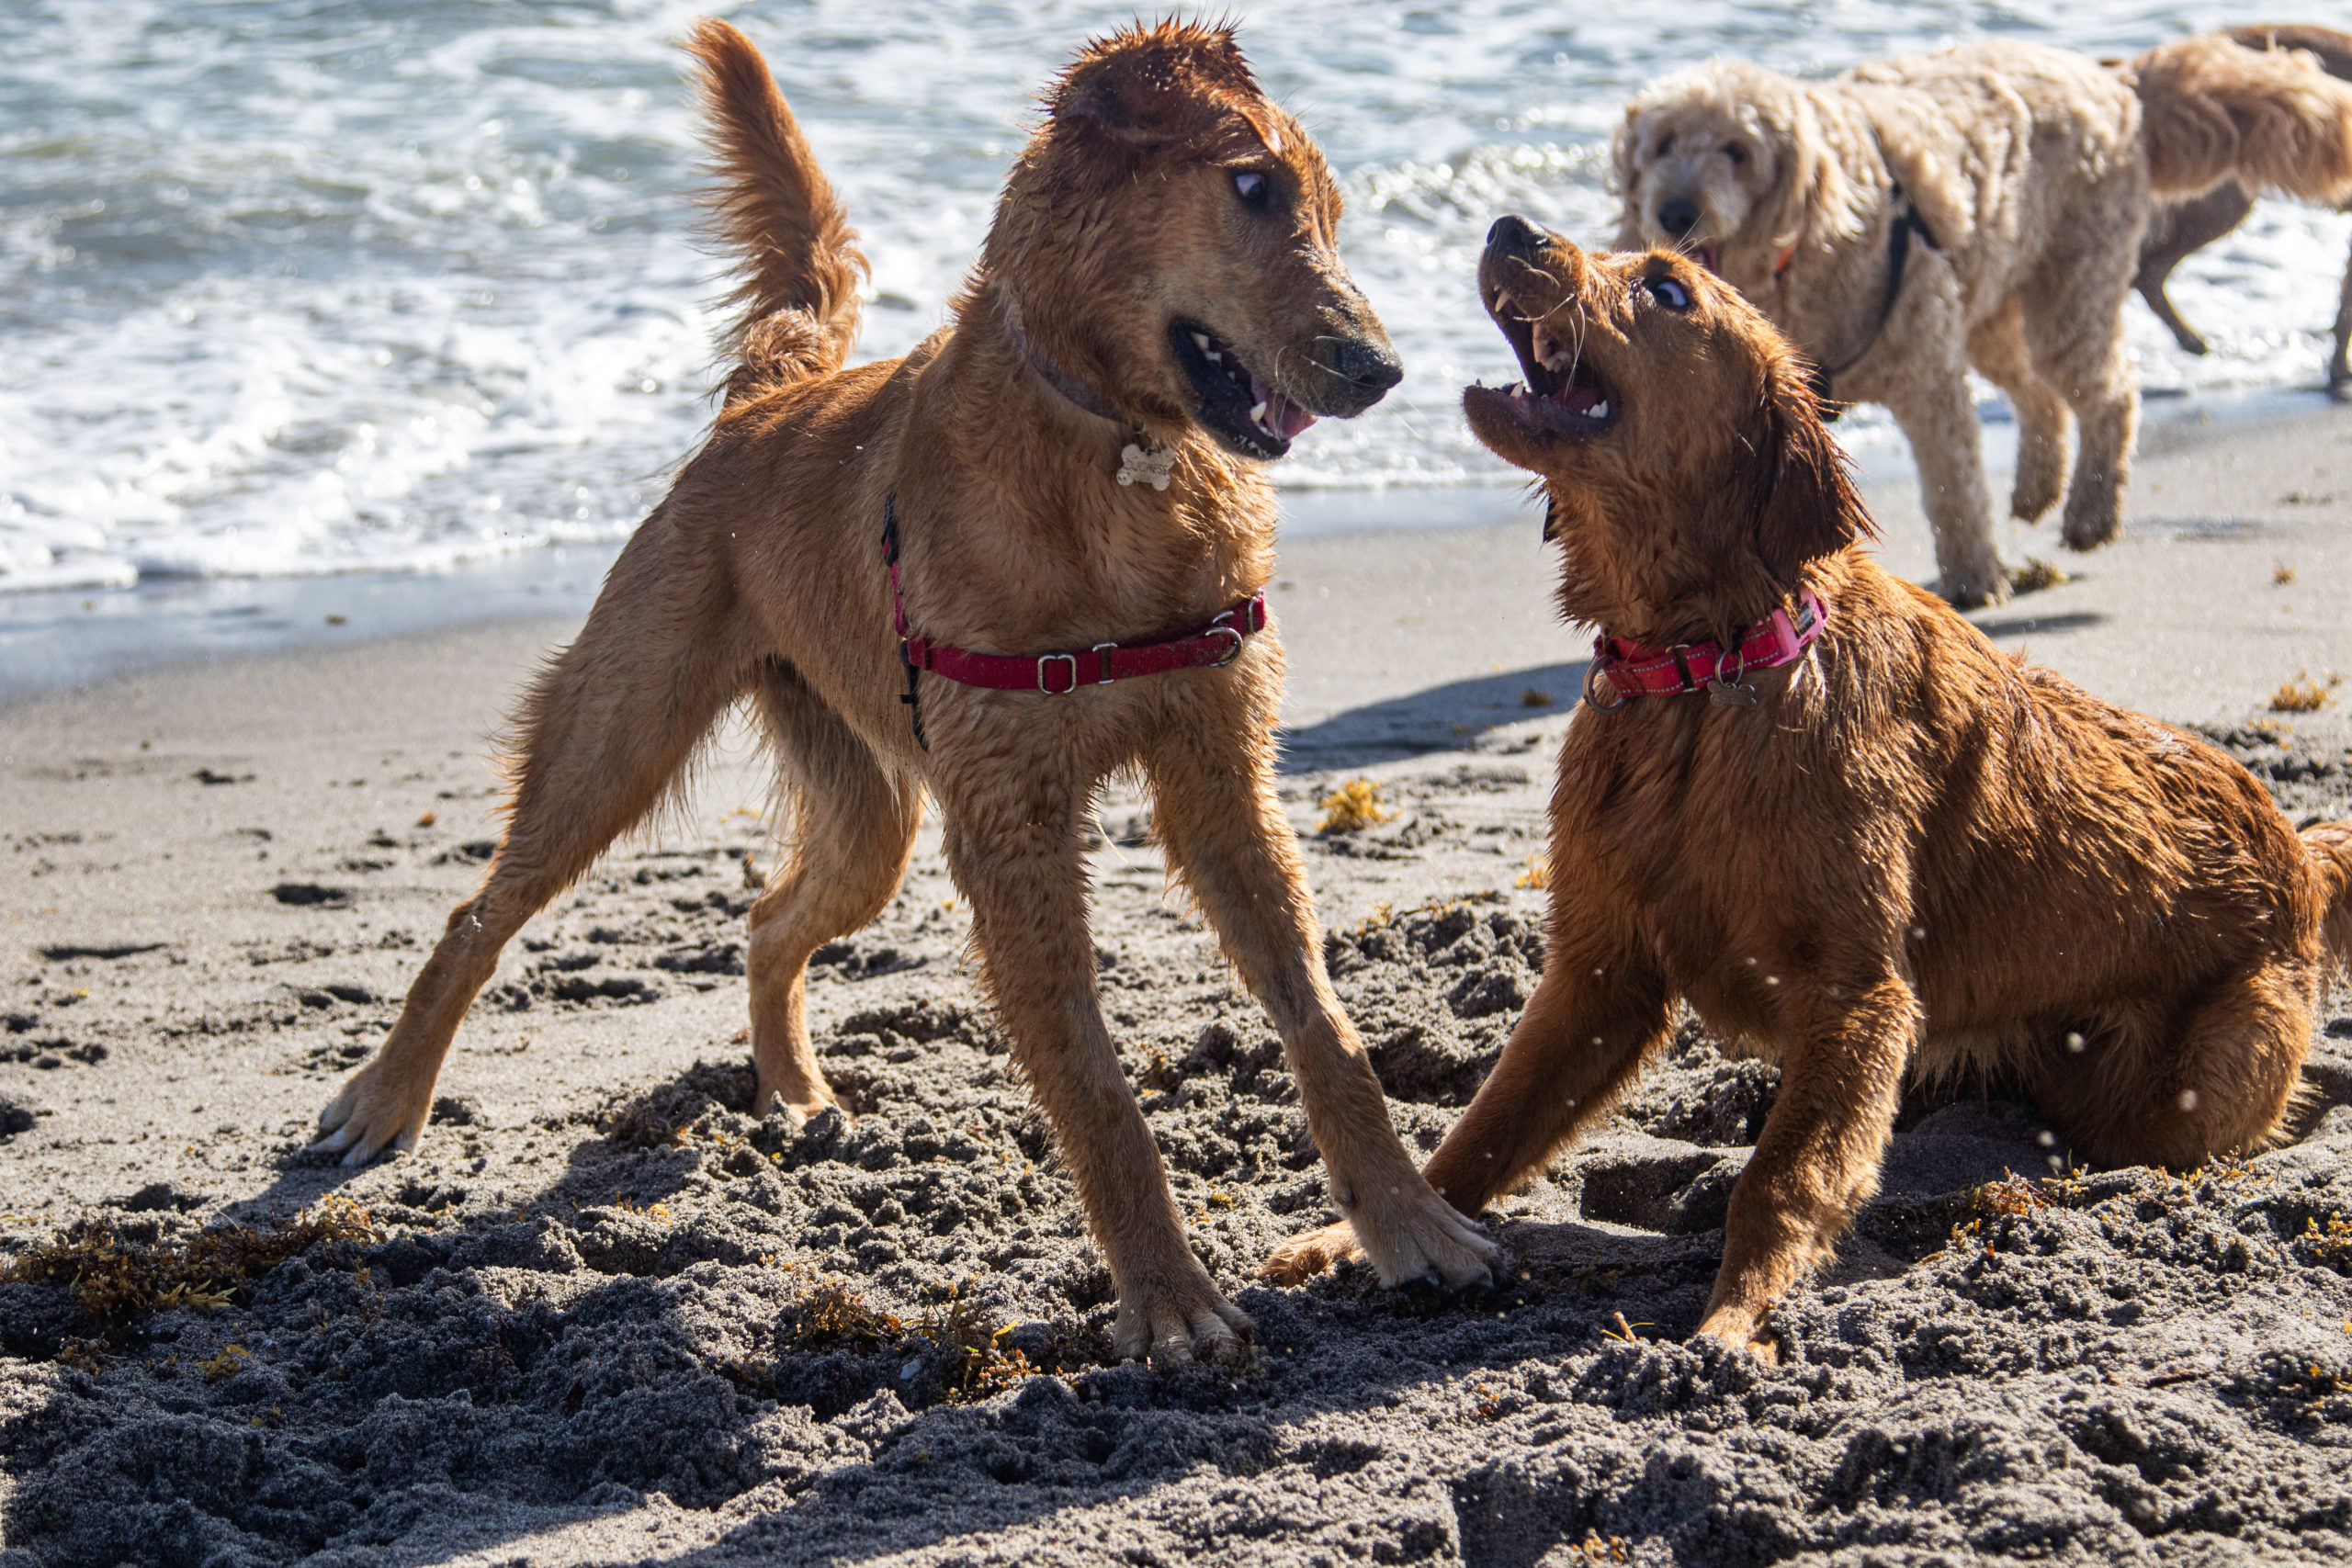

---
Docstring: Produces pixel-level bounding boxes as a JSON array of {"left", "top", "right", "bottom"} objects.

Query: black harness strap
[
  {"left": 1808, "top": 183, "right": 1939, "bottom": 419},
  {"left": 881, "top": 494, "right": 928, "bottom": 751}
]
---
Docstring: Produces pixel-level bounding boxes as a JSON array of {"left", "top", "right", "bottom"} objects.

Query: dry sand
[{"left": 6, "top": 406, "right": 2352, "bottom": 1565}]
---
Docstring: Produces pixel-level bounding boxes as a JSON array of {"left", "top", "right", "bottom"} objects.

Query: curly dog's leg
[
  {"left": 1969, "top": 298, "right": 2073, "bottom": 525},
  {"left": 1881, "top": 339, "right": 2007, "bottom": 608}
]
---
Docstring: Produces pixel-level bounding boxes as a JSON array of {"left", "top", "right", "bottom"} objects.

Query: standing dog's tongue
[{"left": 1249, "top": 374, "right": 1317, "bottom": 441}]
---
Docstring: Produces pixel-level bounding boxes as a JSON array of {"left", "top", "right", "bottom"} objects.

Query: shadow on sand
[{"left": 1278, "top": 660, "right": 1588, "bottom": 773}]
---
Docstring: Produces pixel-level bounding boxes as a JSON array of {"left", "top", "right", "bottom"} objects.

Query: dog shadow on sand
[{"left": 1279, "top": 660, "right": 1589, "bottom": 773}]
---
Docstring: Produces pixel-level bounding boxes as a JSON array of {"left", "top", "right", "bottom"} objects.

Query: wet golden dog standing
[
  {"left": 313, "top": 18, "right": 1497, "bottom": 1362},
  {"left": 1269, "top": 221, "right": 2352, "bottom": 1356}
]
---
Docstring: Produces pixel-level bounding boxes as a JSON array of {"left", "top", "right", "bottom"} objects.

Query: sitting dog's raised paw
[{"left": 1260, "top": 1220, "right": 1362, "bottom": 1285}]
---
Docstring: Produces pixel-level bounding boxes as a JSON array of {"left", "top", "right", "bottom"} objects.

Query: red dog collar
[
  {"left": 1585, "top": 589, "right": 1830, "bottom": 711},
  {"left": 903, "top": 596, "right": 1266, "bottom": 694},
  {"left": 884, "top": 497, "right": 1264, "bottom": 698}
]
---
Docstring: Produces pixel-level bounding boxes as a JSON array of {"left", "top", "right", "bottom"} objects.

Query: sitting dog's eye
[
  {"left": 1232, "top": 170, "right": 1272, "bottom": 209},
  {"left": 1723, "top": 142, "right": 1746, "bottom": 165},
  {"left": 1645, "top": 276, "right": 1693, "bottom": 310}
]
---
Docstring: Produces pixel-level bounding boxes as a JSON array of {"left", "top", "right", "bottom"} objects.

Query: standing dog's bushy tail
[
  {"left": 2301, "top": 820, "right": 2352, "bottom": 976},
  {"left": 689, "top": 18, "right": 865, "bottom": 402},
  {"left": 2129, "top": 33, "right": 2352, "bottom": 202}
]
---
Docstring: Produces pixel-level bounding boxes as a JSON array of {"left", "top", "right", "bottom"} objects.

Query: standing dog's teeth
[
  {"left": 1250, "top": 400, "right": 1269, "bottom": 429},
  {"left": 1589, "top": 400, "right": 1610, "bottom": 420},
  {"left": 1191, "top": 332, "right": 1211, "bottom": 353}
]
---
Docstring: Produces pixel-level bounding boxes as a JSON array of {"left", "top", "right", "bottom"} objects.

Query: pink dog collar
[{"left": 1585, "top": 589, "right": 1830, "bottom": 711}]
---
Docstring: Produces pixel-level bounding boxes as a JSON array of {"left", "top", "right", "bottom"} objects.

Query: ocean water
[{"left": 3, "top": 0, "right": 2345, "bottom": 596}]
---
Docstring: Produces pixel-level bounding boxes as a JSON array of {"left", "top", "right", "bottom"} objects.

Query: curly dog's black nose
[
  {"left": 1486, "top": 214, "right": 1545, "bottom": 254},
  {"left": 1657, "top": 197, "right": 1701, "bottom": 238}
]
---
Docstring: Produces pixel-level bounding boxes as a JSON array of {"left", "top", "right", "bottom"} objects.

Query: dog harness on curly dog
[
  {"left": 1583, "top": 588, "right": 1831, "bottom": 711},
  {"left": 1798, "top": 183, "right": 1940, "bottom": 418},
  {"left": 881, "top": 495, "right": 1267, "bottom": 747}
]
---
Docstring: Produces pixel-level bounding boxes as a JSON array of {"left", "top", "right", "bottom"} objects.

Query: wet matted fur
[
  {"left": 312, "top": 17, "right": 1497, "bottom": 1364},
  {"left": 1614, "top": 35, "right": 2352, "bottom": 607},
  {"left": 2134, "top": 26, "right": 2352, "bottom": 392},
  {"left": 1266, "top": 222, "right": 2352, "bottom": 1356}
]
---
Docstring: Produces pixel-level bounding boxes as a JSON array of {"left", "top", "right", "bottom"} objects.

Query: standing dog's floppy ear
[
  {"left": 1745, "top": 346, "right": 1872, "bottom": 582},
  {"left": 1052, "top": 23, "right": 1277, "bottom": 151}
]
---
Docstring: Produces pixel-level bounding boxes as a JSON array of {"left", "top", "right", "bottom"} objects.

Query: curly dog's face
[
  {"left": 996, "top": 26, "right": 1402, "bottom": 461},
  {"left": 1463, "top": 215, "right": 1860, "bottom": 637},
  {"left": 1611, "top": 64, "right": 1846, "bottom": 298},
  {"left": 1617, "top": 102, "right": 1781, "bottom": 275}
]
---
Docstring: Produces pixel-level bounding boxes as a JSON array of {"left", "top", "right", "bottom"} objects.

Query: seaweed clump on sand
[
  {"left": 773, "top": 1277, "right": 1080, "bottom": 1405},
  {"left": 0, "top": 1196, "right": 377, "bottom": 1350}
]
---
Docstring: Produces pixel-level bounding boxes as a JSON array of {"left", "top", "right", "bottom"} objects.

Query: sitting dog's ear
[
  {"left": 1054, "top": 25, "right": 1277, "bottom": 151},
  {"left": 1746, "top": 350, "right": 1871, "bottom": 581}
]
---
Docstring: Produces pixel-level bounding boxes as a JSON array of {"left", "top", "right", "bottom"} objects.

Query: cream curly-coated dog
[{"left": 1616, "top": 35, "right": 2352, "bottom": 606}]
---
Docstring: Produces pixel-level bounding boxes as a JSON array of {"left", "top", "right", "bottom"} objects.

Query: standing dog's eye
[
  {"left": 1233, "top": 170, "right": 1272, "bottom": 209},
  {"left": 1723, "top": 142, "right": 1747, "bottom": 166},
  {"left": 1645, "top": 276, "right": 1693, "bottom": 310}
]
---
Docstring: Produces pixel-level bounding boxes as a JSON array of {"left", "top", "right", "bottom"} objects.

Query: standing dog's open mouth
[
  {"left": 1170, "top": 319, "right": 1318, "bottom": 459},
  {"left": 1473, "top": 287, "right": 1620, "bottom": 439}
]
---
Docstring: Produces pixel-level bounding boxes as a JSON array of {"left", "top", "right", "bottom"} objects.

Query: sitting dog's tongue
[
  {"left": 1557, "top": 382, "right": 1608, "bottom": 419},
  {"left": 1249, "top": 374, "right": 1317, "bottom": 441}
]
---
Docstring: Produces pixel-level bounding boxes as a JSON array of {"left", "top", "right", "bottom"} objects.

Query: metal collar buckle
[{"left": 1038, "top": 653, "right": 1080, "bottom": 694}]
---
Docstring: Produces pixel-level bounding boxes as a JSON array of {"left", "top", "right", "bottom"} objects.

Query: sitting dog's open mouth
[
  {"left": 1692, "top": 243, "right": 1721, "bottom": 276},
  {"left": 1170, "top": 320, "right": 1317, "bottom": 460},
  {"left": 1477, "top": 288, "right": 1619, "bottom": 437}
]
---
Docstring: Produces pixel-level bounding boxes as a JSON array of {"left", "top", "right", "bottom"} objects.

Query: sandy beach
[{"left": 6, "top": 402, "right": 2352, "bottom": 1565}]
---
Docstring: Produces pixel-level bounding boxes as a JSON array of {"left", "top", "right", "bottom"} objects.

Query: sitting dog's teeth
[
  {"left": 1250, "top": 400, "right": 1269, "bottom": 429},
  {"left": 1191, "top": 332, "right": 1211, "bottom": 353},
  {"left": 1589, "top": 400, "right": 1610, "bottom": 419}
]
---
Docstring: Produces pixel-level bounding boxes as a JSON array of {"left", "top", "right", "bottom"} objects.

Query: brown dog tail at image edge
[
  {"left": 2130, "top": 32, "right": 2352, "bottom": 202},
  {"left": 690, "top": 17, "right": 869, "bottom": 396},
  {"left": 2301, "top": 820, "right": 2352, "bottom": 976}
]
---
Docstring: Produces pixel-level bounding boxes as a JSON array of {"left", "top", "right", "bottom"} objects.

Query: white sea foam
[{"left": 1, "top": 0, "right": 2341, "bottom": 592}]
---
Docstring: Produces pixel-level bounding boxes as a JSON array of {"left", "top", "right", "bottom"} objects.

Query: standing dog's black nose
[
  {"left": 1657, "top": 197, "right": 1701, "bottom": 238},
  {"left": 1329, "top": 334, "right": 1404, "bottom": 395},
  {"left": 1487, "top": 214, "right": 1545, "bottom": 254}
]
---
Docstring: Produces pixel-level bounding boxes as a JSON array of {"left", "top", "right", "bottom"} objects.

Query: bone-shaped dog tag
[
  {"left": 1708, "top": 678, "right": 1759, "bottom": 707},
  {"left": 1116, "top": 442, "right": 1174, "bottom": 491}
]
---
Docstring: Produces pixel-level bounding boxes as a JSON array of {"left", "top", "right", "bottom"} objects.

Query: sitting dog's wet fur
[
  {"left": 312, "top": 17, "right": 1497, "bottom": 1365},
  {"left": 1266, "top": 221, "right": 2352, "bottom": 1357}
]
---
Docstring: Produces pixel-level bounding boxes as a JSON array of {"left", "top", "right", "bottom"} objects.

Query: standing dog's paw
[
  {"left": 311, "top": 1067, "right": 430, "bottom": 1167},
  {"left": 1110, "top": 1273, "right": 1255, "bottom": 1368},
  {"left": 1694, "top": 1307, "right": 1781, "bottom": 1364},
  {"left": 1346, "top": 1179, "right": 1500, "bottom": 1291}
]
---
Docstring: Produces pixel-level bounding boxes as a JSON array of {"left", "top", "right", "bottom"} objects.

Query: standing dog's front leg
[
  {"left": 1696, "top": 972, "right": 1919, "bottom": 1357},
  {"left": 1263, "top": 894, "right": 1670, "bottom": 1282},
  {"left": 936, "top": 760, "right": 1248, "bottom": 1366},
  {"left": 1144, "top": 722, "right": 1498, "bottom": 1292}
]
